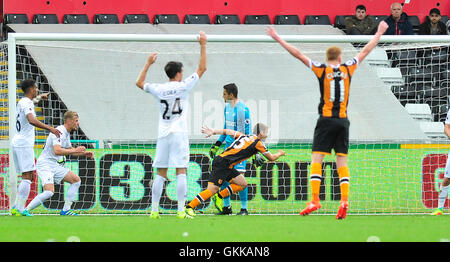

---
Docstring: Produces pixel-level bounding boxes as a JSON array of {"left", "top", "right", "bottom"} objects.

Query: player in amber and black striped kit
[
  {"left": 267, "top": 21, "right": 388, "bottom": 219},
  {"left": 184, "top": 123, "right": 285, "bottom": 217}
]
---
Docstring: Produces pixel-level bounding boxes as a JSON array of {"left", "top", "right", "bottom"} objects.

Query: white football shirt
[
  {"left": 37, "top": 125, "right": 71, "bottom": 164},
  {"left": 143, "top": 72, "right": 199, "bottom": 138},
  {"left": 11, "top": 97, "right": 36, "bottom": 147}
]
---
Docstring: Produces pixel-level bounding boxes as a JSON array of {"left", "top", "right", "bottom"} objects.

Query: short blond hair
[
  {"left": 63, "top": 111, "right": 78, "bottom": 123},
  {"left": 326, "top": 46, "right": 342, "bottom": 61},
  {"left": 253, "top": 123, "right": 268, "bottom": 136}
]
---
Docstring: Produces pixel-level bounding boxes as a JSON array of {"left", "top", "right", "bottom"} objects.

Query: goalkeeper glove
[
  {"left": 253, "top": 153, "right": 266, "bottom": 167},
  {"left": 209, "top": 141, "right": 222, "bottom": 159}
]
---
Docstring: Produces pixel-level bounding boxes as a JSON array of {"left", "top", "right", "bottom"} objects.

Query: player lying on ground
[
  {"left": 20, "top": 111, "right": 93, "bottom": 216},
  {"left": 185, "top": 123, "right": 285, "bottom": 217},
  {"left": 267, "top": 21, "right": 388, "bottom": 219}
]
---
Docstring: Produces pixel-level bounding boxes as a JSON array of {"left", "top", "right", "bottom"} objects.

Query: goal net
[{"left": 1, "top": 31, "right": 449, "bottom": 215}]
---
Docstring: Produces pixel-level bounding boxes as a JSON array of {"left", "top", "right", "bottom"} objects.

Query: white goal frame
[{"left": 6, "top": 32, "right": 450, "bottom": 214}]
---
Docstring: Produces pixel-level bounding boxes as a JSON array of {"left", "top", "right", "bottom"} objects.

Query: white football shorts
[
  {"left": 154, "top": 132, "right": 189, "bottom": 168},
  {"left": 12, "top": 146, "right": 36, "bottom": 174},
  {"left": 36, "top": 160, "right": 70, "bottom": 185},
  {"left": 445, "top": 152, "right": 450, "bottom": 179}
]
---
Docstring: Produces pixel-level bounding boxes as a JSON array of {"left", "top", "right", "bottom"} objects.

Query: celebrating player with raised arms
[
  {"left": 267, "top": 21, "right": 388, "bottom": 219},
  {"left": 136, "top": 31, "right": 207, "bottom": 219}
]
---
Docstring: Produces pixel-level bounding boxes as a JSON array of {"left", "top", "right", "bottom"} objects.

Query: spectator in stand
[
  {"left": 418, "top": 8, "right": 447, "bottom": 35},
  {"left": 345, "top": 5, "right": 377, "bottom": 35},
  {"left": 384, "top": 2, "right": 414, "bottom": 35}
]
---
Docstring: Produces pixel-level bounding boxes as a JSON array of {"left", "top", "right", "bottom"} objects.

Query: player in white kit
[
  {"left": 135, "top": 31, "right": 207, "bottom": 219},
  {"left": 11, "top": 79, "right": 61, "bottom": 216},
  {"left": 431, "top": 109, "right": 450, "bottom": 215},
  {"left": 22, "top": 111, "right": 93, "bottom": 216}
]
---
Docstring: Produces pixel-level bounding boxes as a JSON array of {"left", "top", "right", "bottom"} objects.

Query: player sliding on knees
[
  {"left": 185, "top": 123, "right": 285, "bottom": 217},
  {"left": 21, "top": 111, "right": 94, "bottom": 216},
  {"left": 267, "top": 21, "right": 388, "bottom": 219}
]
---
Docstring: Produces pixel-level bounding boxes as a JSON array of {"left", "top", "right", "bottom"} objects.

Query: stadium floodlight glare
[{"left": 3, "top": 32, "right": 450, "bottom": 215}]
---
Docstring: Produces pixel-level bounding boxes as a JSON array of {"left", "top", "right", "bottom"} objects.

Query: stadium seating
[
  {"left": 4, "top": 14, "right": 29, "bottom": 24},
  {"left": 429, "top": 99, "right": 449, "bottom": 122},
  {"left": 334, "top": 15, "right": 351, "bottom": 31},
  {"left": 123, "top": 14, "right": 150, "bottom": 24},
  {"left": 407, "top": 66, "right": 433, "bottom": 83},
  {"left": 274, "top": 15, "right": 301, "bottom": 25},
  {"left": 304, "top": 15, "right": 331, "bottom": 25},
  {"left": 424, "top": 48, "right": 448, "bottom": 65},
  {"left": 63, "top": 14, "right": 90, "bottom": 24},
  {"left": 244, "top": 15, "right": 271, "bottom": 24},
  {"left": 215, "top": 15, "right": 241, "bottom": 24},
  {"left": 94, "top": 14, "right": 120, "bottom": 24},
  {"left": 417, "top": 82, "right": 440, "bottom": 99},
  {"left": 153, "top": 14, "right": 180, "bottom": 24},
  {"left": 407, "top": 15, "right": 421, "bottom": 34},
  {"left": 392, "top": 49, "right": 418, "bottom": 68},
  {"left": 392, "top": 85, "right": 418, "bottom": 105},
  {"left": 372, "top": 15, "right": 389, "bottom": 25},
  {"left": 184, "top": 14, "right": 211, "bottom": 24},
  {"left": 32, "top": 14, "right": 59, "bottom": 24}
]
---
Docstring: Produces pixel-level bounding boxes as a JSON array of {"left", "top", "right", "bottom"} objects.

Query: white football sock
[
  {"left": 15, "top": 179, "right": 31, "bottom": 212},
  {"left": 438, "top": 185, "right": 449, "bottom": 209},
  {"left": 26, "top": 190, "right": 54, "bottom": 211},
  {"left": 63, "top": 181, "right": 81, "bottom": 211},
  {"left": 151, "top": 175, "right": 166, "bottom": 212},
  {"left": 177, "top": 174, "right": 187, "bottom": 212}
]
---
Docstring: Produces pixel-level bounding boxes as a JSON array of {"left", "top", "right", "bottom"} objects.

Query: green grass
[{"left": 0, "top": 215, "right": 448, "bottom": 242}]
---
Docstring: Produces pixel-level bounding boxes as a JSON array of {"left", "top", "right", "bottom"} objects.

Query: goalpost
[{"left": 2, "top": 32, "right": 450, "bottom": 215}]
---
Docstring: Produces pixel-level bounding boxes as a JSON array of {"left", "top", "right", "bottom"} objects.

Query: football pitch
[{"left": 0, "top": 214, "right": 448, "bottom": 242}]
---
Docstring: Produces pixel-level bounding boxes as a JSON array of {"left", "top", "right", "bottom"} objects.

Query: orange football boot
[
  {"left": 336, "top": 200, "right": 349, "bottom": 220},
  {"left": 299, "top": 201, "right": 322, "bottom": 216}
]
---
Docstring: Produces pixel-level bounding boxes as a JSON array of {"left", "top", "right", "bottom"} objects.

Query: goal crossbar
[{"left": 8, "top": 32, "right": 450, "bottom": 43}]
